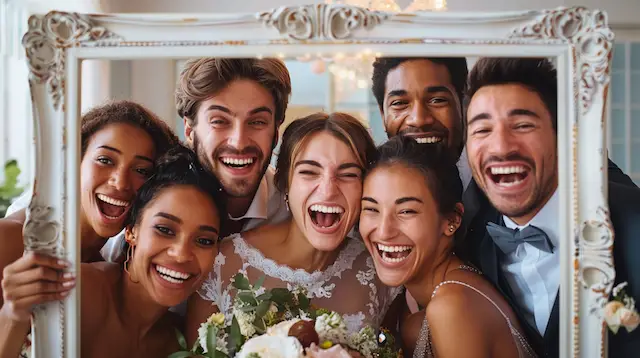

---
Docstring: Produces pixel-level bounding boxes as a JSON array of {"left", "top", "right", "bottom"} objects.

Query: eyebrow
[
  {"left": 294, "top": 160, "right": 362, "bottom": 171},
  {"left": 361, "top": 196, "right": 423, "bottom": 204},
  {"left": 98, "top": 145, "right": 153, "bottom": 164},
  {"left": 387, "top": 85, "right": 454, "bottom": 98},
  {"left": 205, "top": 104, "right": 273, "bottom": 116},
  {"left": 467, "top": 108, "right": 541, "bottom": 126},
  {"left": 155, "top": 212, "right": 219, "bottom": 234}
]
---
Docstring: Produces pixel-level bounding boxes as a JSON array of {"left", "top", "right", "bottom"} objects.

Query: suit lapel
[{"left": 542, "top": 291, "right": 560, "bottom": 357}]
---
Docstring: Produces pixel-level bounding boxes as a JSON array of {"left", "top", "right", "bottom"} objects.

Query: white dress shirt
[{"left": 501, "top": 189, "right": 560, "bottom": 335}]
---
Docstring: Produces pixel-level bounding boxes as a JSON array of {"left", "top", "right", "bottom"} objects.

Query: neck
[
  {"left": 509, "top": 184, "right": 558, "bottom": 226},
  {"left": 79, "top": 219, "right": 106, "bottom": 263},
  {"left": 226, "top": 195, "right": 255, "bottom": 218},
  {"left": 118, "top": 271, "right": 168, "bottom": 339},
  {"left": 405, "top": 249, "right": 461, "bottom": 307},
  {"left": 277, "top": 220, "right": 340, "bottom": 273}
]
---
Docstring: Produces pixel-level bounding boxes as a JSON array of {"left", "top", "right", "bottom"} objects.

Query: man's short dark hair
[
  {"left": 371, "top": 57, "right": 468, "bottom": 113},
  {"left": 464, "top": 57, "right": 557, "bottom": 130}
]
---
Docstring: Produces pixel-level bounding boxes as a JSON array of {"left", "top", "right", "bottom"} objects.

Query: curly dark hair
[{"left": 81, "top": 100, "right": 180, "bottom": 159}]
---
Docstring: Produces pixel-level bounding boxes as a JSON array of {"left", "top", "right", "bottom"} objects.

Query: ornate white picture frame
[{"left": 21, "top": 4, "right": 615, "bottom": 358}]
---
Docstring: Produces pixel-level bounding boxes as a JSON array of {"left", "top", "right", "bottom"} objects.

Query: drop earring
[
  {"left": 124, "top": 237, "right": 140, "bottom": 283},
  {"left": 285, "top": 193, "right": 290, "bottom": 212},
  {"left": 448, "top": 225, "right": 455, "bottom": 233}
]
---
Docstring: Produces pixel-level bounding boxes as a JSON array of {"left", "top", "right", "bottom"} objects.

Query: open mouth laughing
[
  {"left": 486, "top": 164, "right": 530, "bottom": 189},
  {"left": 308, "top": 204, "right": 345, "bottom": 233},
  {"left": 96, "top": 193, "right": 130, "bottom": 221},
  {"left": 414, "top": 136, "right": 443, "bottom": 144},
  {"left": 153, "top": 264, "right": 194, "bottom": 285},
  {"left": 219, "top": 156, "right": 257, "bottom": 171},
  {"left": 375, "top": 243, "right": 414, "bottom": 264}
]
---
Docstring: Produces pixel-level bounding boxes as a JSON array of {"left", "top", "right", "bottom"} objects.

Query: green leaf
[
  {"left": 238, "top": 305, "right": 257, "bottom": 313},
  {"left": 256, "top": 292, "right": 272, "bottom": 301},
  {"left": 168, "top": 351, "right": 195, "bottom": 358},
  {"left": 253, "top": 276, "right": 266, "bottom": 290},
  {"left": 175, "top": 328, "right": 188, "bottom": 350},
  {"left": 228, "top": 316, "right": 244, "bottom": 355},
  {"left": 270, "top": 288, "right": 293, "bottom": 304},
  {"left": 232, "top": 273, "right": 251, "bottom": 290},
  {"left": 255, "top": 300, "right": 271, "bottom": 318},
  {"left": 237, "top": 292, "right": 258, "bottom": 306},
  {"left": 253, "top": 318, "right": 266, "bottom": 335},
  {"left": 298, "top": 293, "right": 310, "bottom": 310},
  {"left": 206, "top": 325, "right": 218, "bottom": 358}
]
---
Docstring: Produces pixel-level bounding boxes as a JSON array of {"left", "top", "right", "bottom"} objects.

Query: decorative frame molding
[{"left": 21, "top": 4, "right": 615, "bottom": 358}]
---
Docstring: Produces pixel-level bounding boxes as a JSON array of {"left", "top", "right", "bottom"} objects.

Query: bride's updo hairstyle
[
  {"left": 125, "top": 144, "right": 226, "bottom": 237},
  {"left": 274, "top": 112, "right": 377, "bottom": 193},
  {"left": 364, "top": 136, "right": 466, "bottom": 256}
]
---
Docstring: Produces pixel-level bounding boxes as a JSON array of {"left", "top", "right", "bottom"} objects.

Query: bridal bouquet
[{"left": 170, "top": 273, "right": 401, "bottom": 358}]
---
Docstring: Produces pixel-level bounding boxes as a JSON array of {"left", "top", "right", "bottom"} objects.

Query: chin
[{"left": 307, "top": 234, "right": 346, "bottom": 252}]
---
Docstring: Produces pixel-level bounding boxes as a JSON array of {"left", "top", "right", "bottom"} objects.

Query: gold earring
[{"left": 124, "top": 239, "right": 140, "bottom": 283}]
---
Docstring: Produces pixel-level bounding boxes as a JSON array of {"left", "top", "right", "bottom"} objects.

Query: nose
[
  {"left": 109, "top": 166, "right": 131, "bottom": 192},
  {"left": 167, "top": 240, "right": 194, "bottom": 263},
  {"left": 317, "top": 174, "right": 338, "bottom": 198},
  {"left": 227, "top": 122, "right": 249, "bottom": 150},
  {"left": 488, "top": 123, "right": 519, "bottom": 156},
  {"left": 406, "top": 102, "right": 434, "bottom": 128},
  {"left": 376, "top": 212, "right": 398, "bottom": 240}
]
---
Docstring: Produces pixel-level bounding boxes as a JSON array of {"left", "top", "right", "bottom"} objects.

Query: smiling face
[
  {"left": 288, "top": 131, "right": 364, "bottom": 251},
  {"left": 466, "top": 83, "right": 558, "bottom": 224},
  {"left": 359, "top": 163, "right": 456, "bottom": 287},
  {"left": 127, "top": 185, "right": 220, "bottom": 307},
  {"left": 80, "top": 123, "right": 155, "bottom": 239},
  {"left": 382, "top": 59, "right": 460, "bottom": 148},
  {"left": 185, "top": 79, "right": 277, "bottom": 198}
]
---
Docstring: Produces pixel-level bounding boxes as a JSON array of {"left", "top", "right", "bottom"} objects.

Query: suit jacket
[{"left": 461, "top": 159, "right": 640, "bottom": 358}]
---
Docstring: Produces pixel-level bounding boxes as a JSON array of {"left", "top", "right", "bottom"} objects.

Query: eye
[
  {"left": 472, "top": 128, "right": 491, "bottom": 135},
  {"left": 154, "top": 225, "right": 174, "bottom": 236},
  {"left": 362, "top": 206, "right": 378, "bottom": 213},
  {"left": 136, "top": 167, "right": 152, "bottom": 177},
  {"left": 209, "top": 117, "right": 228, "bottom": 127},
  {"left": 429, "top": 97, "right": 449, "bottom": 105},
  {"left": 514, "top": 123, "right": 535, "bottom": 130},
  {"left": 339, "top": 172, "right": 360, "bottom": 179},
  {"left": 196, "top": 237, "right": 216, "bottom": 246},
  {"left": 399, "top": 209, "right": 417, "bottom": 215},
  {"left": 96, "top": 156, "right": 113, "bottom": 165},
  {"left": 249, "top": 119, "right": 268, "bottom": 126},
  {"left": 390, "top": 100, "right": 408, "bottom": 107},
  {"left": 298, "top": 170, "right": 318, "bottom": 176}
]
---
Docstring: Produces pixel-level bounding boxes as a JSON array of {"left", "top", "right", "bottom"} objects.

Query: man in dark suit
[{"left": 462, "top": 57, "right": 640, "bottom": 358}]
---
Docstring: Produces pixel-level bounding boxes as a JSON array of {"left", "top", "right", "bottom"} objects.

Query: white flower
[
  {"left": 236, "top": 335, "right": 304, "bottom": 358},
  {"left": 197, "top": 322, "right": 228, "bottom": 354},
  {"left": 604, "top": 301, "right": 625, "bottom": 334},
  {"left": 233, "top": 308, "right": 257, "bottom": 338},
  {"left": 613, "top": 282, "right": 629, "bottom": 297},
  {"left": 266, "top": 319, "right": 301, "bottom": 337},
  {"left": 619, "top": 307, "right": 640, "bottom": 333},
  {"left": 315, "top": 312, "right": 349, "bottom": 344}
]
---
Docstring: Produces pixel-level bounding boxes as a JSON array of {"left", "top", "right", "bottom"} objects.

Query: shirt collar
[
  {"left": 228, "top": 174, "right": 269, "bottom": 222},
  {"left": 503, "top": 189, "right": 560, "bottom": 248}
]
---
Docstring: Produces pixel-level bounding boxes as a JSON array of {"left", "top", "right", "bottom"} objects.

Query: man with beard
[
  {"left": 370, "top": 56, "right": 472, "bottom": 188},
  {"left": 462, "top": 57, "right": 640, "bottom": 358},
  {"left": 175, "top": 57, "right": 292, "bottom": 237}
]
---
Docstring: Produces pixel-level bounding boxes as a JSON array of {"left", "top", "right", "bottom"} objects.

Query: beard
[{"left": 192, "top": 133, "right": 272, "bottom": 198}]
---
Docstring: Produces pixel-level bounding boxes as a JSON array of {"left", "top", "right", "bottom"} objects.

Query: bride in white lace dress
[
  {"left": 186, "top": 113, "right": 402, "bottom": 341},
  {"left": 359, "top": 137, "right": 537, "bottom": 358}
]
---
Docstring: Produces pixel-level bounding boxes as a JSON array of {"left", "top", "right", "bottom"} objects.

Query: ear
[
  {"left": 184, "top": 117, "right": 195, "bottom": 146},
  {"left": 125, "top": 226, "right": 137, "bottom": 246},
  {"left": 443, "top": 202, "right": 464, "bottom": 237}
]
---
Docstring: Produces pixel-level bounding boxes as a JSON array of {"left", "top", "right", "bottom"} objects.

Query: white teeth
[
  {"left": 310, "top": 204, "right": 345, "bottom": 214},
  {"left": 376, "top": 243, "right": 412, "bottom": 253},
  {"left": 497, "top": 178, "right": 524, "bottom": 187},
  {"left": 155, "top": 265, "right": 191, "bottom": 281},
  {"left": 221, "top": 157, "right": 255, "bottom": 166},
  {"left": 96, "top": 194, "right": 129, "bottom": 207},
  {"left": 490, "top": 166, "right": 527, "bottom": 175},
  {"left": 415, "top": 136, "right": 442, "bottom": 144},
  {"left": 381, "top": 255, "right": 409, "bottom": 264}
]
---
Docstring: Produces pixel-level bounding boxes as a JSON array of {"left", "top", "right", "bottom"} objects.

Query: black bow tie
[{"left": 486, "top": 222, "right": 554, "bottom": 255}]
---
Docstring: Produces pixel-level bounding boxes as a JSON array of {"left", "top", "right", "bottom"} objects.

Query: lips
[
  {"left": 95, "top": 193, "right": 130, "bottom": 221},
  {"left": 153, "top": 264, "right": 193, "bottom": 285},
  {"left": 308, "top": 203, "right": 345, "bottom": 233}
]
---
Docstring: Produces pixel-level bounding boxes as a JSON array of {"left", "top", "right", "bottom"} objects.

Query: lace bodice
[
  {"left": 197, "top": 233, "right": 402, "bottom": 333},
  {"left": 413, "top": 266, "right": 537, "bottom": 358}
]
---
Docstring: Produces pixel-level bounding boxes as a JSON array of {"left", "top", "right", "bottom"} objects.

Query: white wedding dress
[{"left": 197, "top": 233, "right": 402, "bottom": 333}]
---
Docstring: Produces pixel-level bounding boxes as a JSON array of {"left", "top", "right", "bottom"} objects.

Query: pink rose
[{"left": 619, "top": 308, "right": 640, "bottom": 333}]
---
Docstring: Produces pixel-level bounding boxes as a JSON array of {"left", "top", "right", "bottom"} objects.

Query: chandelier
[{"left": 304, "top": 1, "right": 447, "bottom": 104}]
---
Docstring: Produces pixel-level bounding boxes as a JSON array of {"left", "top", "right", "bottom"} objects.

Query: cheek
[
  {"left": 342, "top": 182, "right": 363, "bottom": 211},
  {"left": 195, "top": 248, "right": 217, "bottom": 275}
]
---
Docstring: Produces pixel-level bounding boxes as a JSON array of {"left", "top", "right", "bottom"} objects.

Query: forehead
[
  {"left": 87, "top": 122, "right": 154, "bottom": 151},
  {"left": 364, "top": 164, "right": 434, "bottom": 201},
  {"left": 201, "top": 79, "right": 275, "bottom": 111},
  {"left": 385, "top": 59, "right": 452, "bottom": 95},
  {"left": 145, "top": 185, "right": 219, "bottom": 222},
  {"left": 296, "top": 131, "right": 357, "bottom": 164},
  {"left": 467, "top": 83, "right": 550, "bottom": 119}
]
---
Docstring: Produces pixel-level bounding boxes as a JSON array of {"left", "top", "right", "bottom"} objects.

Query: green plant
[{"left": 0, "top": 160, "right": 25, "bottom": 217}]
